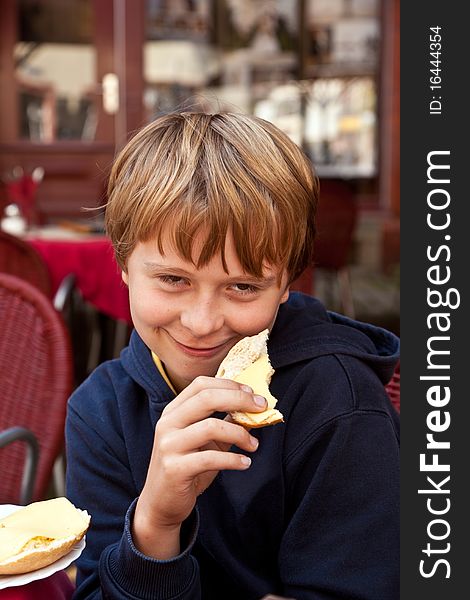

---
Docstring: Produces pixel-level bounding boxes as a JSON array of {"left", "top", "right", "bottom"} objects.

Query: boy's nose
[{"left": 180, "top": 298, "right": 224, "bottom": 337}]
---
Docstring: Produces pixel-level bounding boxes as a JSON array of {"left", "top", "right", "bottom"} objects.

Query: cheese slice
[
  {"left": 233, "top": 354, "right": 277, "bottom": 409},
  {"left": 231, "top": 354, "right": 282, "bottom": 426},
  {"left": 216, "top": 329, "right": 283, "bottom": 428},
  {"left": 0, "top": 497, "right": 90, "bottom": 562}
]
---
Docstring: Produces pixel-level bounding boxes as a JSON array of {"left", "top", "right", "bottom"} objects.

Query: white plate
[{"left": 0, "top": 504, "right": 86, "bottom": 590}]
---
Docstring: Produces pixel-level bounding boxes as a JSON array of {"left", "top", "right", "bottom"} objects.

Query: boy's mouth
[{"left": 168, "top": 333, "right": 236, "bottom": 358}]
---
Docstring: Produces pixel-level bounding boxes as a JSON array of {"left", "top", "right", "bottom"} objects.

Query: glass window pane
[
  {"left": 16, "top": 0, "right": 98, "bottom": 142},
  {"left": 144, "top": 0, "right": 300, "bottom": 119},
  {"left": 304, "top": 77, "right": 376, "bottom": 176},
  {"left": 143, "top": 0, "right": 380, "bottom": 177}
]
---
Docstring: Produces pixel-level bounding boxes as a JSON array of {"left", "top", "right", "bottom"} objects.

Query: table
[{"left": 27, "top": 234, "right": 131, "bottom": 325}]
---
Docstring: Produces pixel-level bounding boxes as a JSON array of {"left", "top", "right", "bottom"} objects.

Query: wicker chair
[
  {"left": 385, "top": 360, "right": 400, "bottom": 413},
  {"left": 0, "top": 426, "right": 39, "bottom": 505},
  {"left": 0, "top": 229, "right": 52, "bottom": 297},
  {"left": 0, "top": 273, "right": 73, "bottom": 504},
  {"left": 0, "top": 230, "right": 93, "bottom": 385}
]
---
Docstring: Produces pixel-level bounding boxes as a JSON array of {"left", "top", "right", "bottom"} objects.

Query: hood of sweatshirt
[
  {"left": 120, "top": 291, "right": 399, "bottom": 403},
  {"left": 269, "top": 292, "right": 399, "bottom": 385}
]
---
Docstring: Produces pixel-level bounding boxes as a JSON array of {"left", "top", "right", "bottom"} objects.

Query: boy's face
[{"left": 122, "top": 230, "right": 290, "bottom": 393}]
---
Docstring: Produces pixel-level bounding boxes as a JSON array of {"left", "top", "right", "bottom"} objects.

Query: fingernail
[
  {"left": 241, "top": 456, "right": 252, "bottom": 467},
  {"left": 253, "top": 395, "right": 266, "bottom": 407},
  {"left": 250, "top": 436, "right": 259, "bottom": 449},
  {"left": 241, "top": 384, "right": 253, "bottom": 393}
]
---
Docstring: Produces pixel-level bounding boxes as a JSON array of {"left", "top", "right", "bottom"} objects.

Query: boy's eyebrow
[
  {"left": 143, "top": 262, "right": 184, "bottom": 272},
  {"left": 143, "top": 263, "right": 193, "bottom": 277}
]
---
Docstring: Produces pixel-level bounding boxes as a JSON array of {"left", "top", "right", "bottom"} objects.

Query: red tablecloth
[
  {"left": 29, "top": 237, "right": 132, "bottom": 324},
  {"left": 0, "top": 571, "right": 74, "bottom": 600}
]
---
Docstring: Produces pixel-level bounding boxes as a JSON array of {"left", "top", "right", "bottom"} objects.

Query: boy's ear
[
  {"left": 121, "top": 270, "right": 129, "bottom": 286},
  {"left": 280, "top": 286, "right": 290, "bottom": 304}
]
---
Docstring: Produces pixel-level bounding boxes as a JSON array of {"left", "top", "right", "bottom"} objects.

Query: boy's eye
[
  {"left": 158, "top": 275, "right": 187, "bottom": 286},
  {"left": 231, "top": 283, "right": 259, "bottom": 295}
]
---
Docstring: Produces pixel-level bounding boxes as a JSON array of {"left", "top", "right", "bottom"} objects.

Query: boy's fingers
[
  {"left": 163, "top": 450, "right": 252, "bottom": 479},
  {"left": 164, "top": 418, "right": 259, "bottom": 454},
  {"left": 163, "top": 387, "right": 267, "bottom": 428},
  {"left": 163, "top": 376, "right": 247, "bottom": 415}
]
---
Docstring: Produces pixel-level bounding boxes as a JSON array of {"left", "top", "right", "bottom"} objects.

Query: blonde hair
[{"left": 105, "top": 112, "right": 318, "bottom": 283}]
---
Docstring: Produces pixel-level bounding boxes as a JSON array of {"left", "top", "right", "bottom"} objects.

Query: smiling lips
[{"left": 173, "top": 338, "right": 233, "bottom": 358}]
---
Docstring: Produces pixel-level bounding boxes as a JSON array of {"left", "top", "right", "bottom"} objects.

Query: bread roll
[
  {"left": 0, "top": 497, "right": 90, "bottom": 575},
  {"left": 216, "top": 329, "right": 283, "bottom": 428}
]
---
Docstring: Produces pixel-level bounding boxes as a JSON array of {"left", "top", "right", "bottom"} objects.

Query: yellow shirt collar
[{"left": 151, "top": 352, "right": 177, "bottom": 395}]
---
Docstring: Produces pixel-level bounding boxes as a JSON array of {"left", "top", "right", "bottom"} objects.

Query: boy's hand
[{"left": 132, "top": 376, "right": 266, "bottom": 559}]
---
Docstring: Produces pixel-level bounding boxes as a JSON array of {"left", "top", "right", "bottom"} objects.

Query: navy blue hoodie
[{"left": 66, "top": 292, "right": 400, "bottom": 600}]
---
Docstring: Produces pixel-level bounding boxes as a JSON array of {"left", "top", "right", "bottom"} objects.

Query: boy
[{"left": 66, "top": 112, "right": 399, "bottom": 599}]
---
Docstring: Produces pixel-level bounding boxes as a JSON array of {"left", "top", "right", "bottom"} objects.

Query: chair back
[
  {"left": 0, "top": 273, "right": 73, "bottom": 503},
  {"left": 385, "top": 360, "right": 400, "bottom": 413},
  {"left": 0, "top": 229, "right": 51, "bottom": 297},
  {"left": 290, "top": 181, "right": 357, "bottom": 296},
  {"left": 314, "top": 180, "right": 357, "bottom": 270}
]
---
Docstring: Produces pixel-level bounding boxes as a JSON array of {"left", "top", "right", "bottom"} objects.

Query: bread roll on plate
[
  {"left": 216, "top": 329, "right": 283, "bottom": 428},
  {"left": 0, "top": 497, "right": 90, "bottom": 575}
]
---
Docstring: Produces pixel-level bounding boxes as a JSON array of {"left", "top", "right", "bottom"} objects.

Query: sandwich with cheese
[
  {"left": 0, "top": 497, "right": 90, "bottom": 575},
  {"left": 216, "top": 328, "right": 283, "bottom": 428}
]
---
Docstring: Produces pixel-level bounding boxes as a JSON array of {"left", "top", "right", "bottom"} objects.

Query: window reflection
[
  {"left": 144, "top": 1, "right": 299, "bottom": 118},
  {"left": 304, "top": 77, "right": 376, "bottom": 176},
  {"left": 144, "top": 0, "right": 380, "bottom": 177},
  {"left": 16, "top": 0, "right": 97, "bottom": 142}
]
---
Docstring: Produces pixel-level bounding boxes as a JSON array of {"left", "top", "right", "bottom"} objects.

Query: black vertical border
[{"left": 401, "top": 1, "right": 468, "bottom": 597}]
